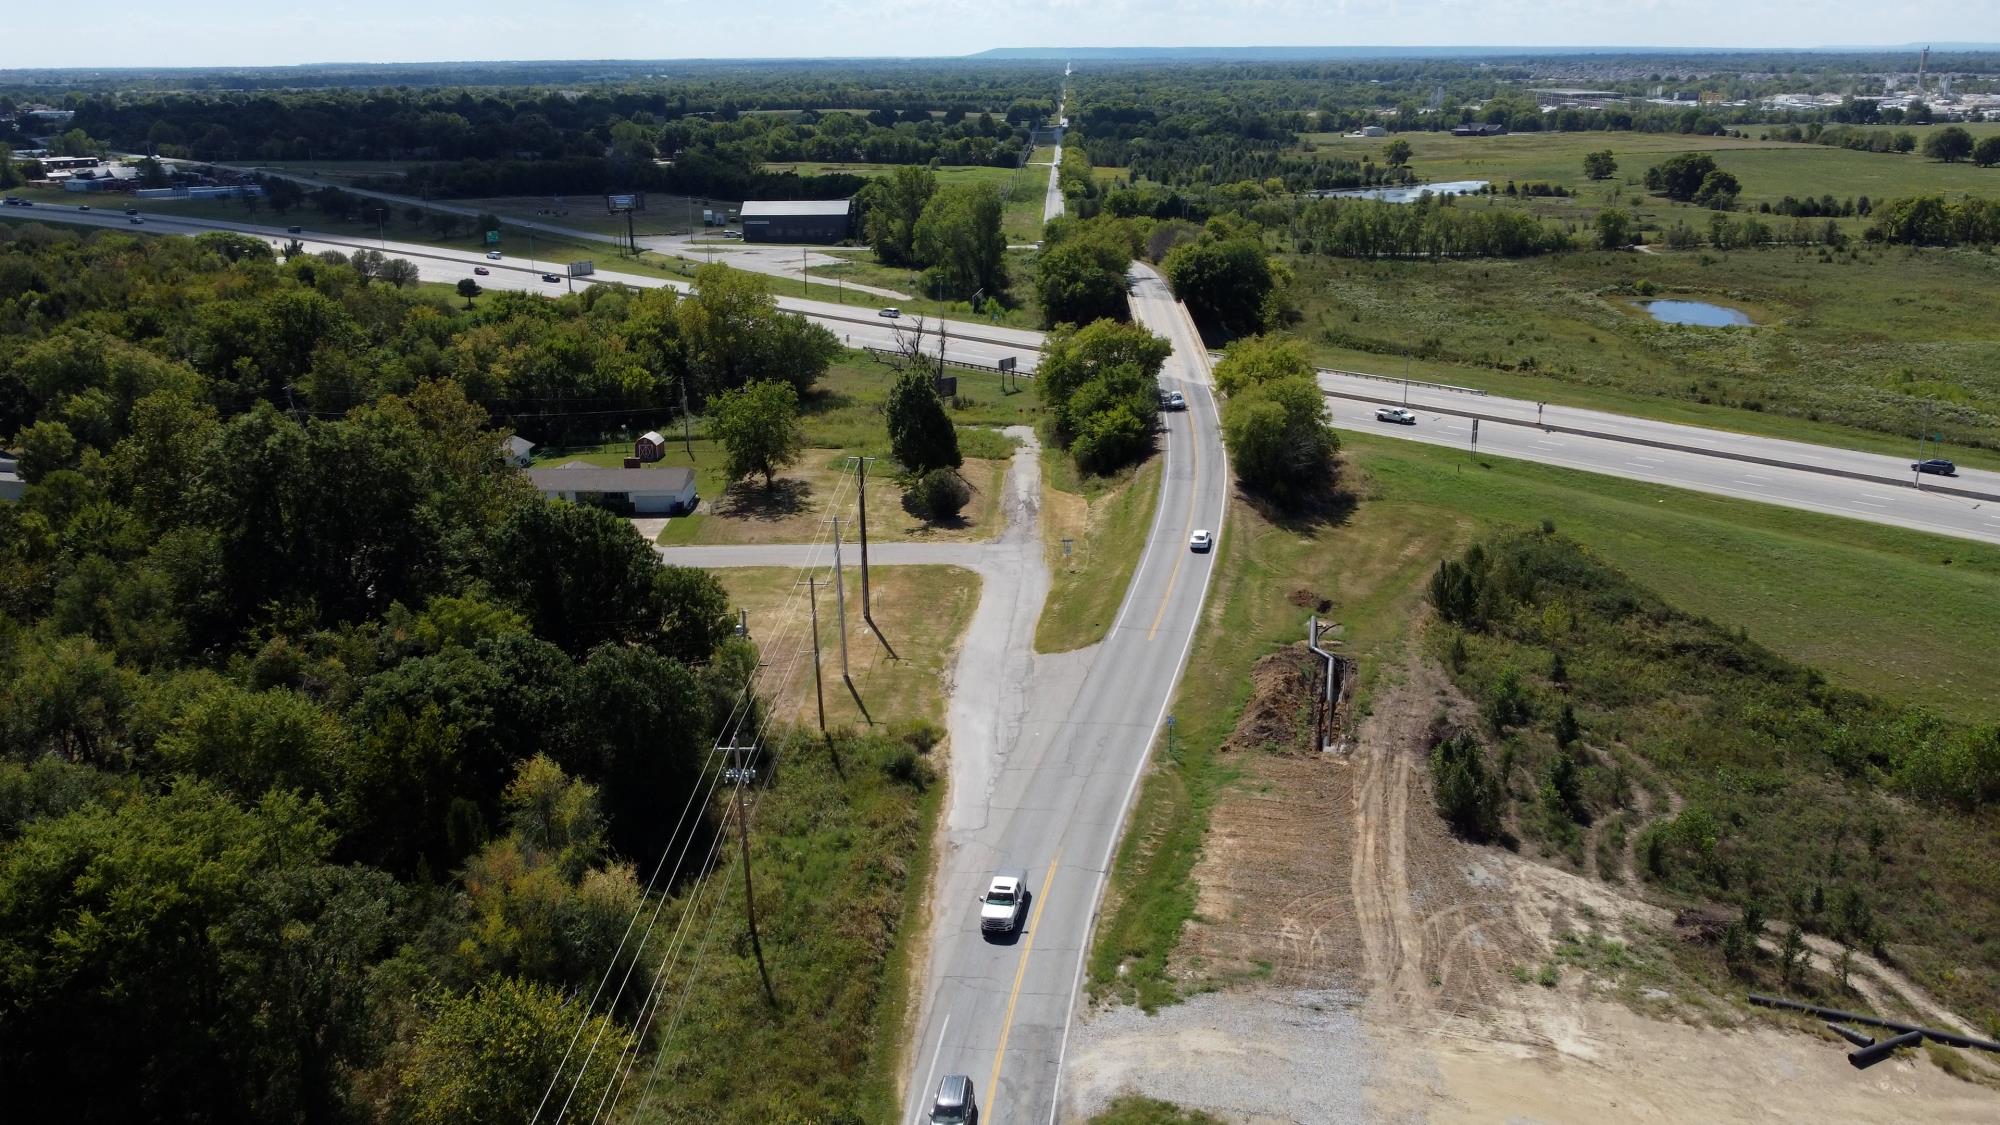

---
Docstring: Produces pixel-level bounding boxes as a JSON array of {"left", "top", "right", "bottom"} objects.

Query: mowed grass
[
  {"left": 1036, "top": 456, "right": 1164, "bottom": 653},
  {"left": 1285, "top": 245, "right": 2000, "bottom": 460},
  {"left": 763, "top": 159, "right": 1050, "bottom": 243},
  {"left": 1089, "top": 429, "right": 2000, "bottom": 1007},
  {"left": 712, "top": 564, "right": 982, "bottom": 730}
]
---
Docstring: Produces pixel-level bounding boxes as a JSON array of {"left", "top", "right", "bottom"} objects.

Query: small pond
[
  {"left": 1312, "top": 179, "right": 1490, "bottom": 204},
  {"left": 1642, "top": 299, "right": 1754, "bottom": 327}
]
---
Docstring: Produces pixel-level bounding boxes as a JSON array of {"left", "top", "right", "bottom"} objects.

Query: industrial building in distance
[{"left": 739, "top": 198, "right": 853, "bottom": 243}]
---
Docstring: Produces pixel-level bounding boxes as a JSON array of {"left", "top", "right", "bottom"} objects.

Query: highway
[
  {"left": 1325, "top": 373, "right": 2000, "bottom": 546},
  {"left": 902, "top": 261, "right": 1229, "bottom": 1125},
  {"left": 2, "top": 202, "right": 1044, "bottom": 373}
]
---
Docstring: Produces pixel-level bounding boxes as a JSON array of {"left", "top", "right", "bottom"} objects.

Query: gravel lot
[{"left": 1062, "top": 988, "right": 1376, "bottom": 1123}]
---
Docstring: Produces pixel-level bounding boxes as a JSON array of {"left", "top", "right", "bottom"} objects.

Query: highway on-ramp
[{"left": 901, "top": 261, "right": 1229, "bottom": 1125}]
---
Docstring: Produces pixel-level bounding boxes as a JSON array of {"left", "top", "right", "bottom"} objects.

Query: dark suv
[
  {"left": 928, "top": 1074, "right": 977, "bottom": 1124},
  {"left": 1912, "top": 458, "right": 1957, "bottom": 477}
]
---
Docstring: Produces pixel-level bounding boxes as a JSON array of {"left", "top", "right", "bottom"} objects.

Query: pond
[
  {"left": 1642, "top": 299, "right": 1755, "bottom": 327},
  {"left": 1311, "top": 179, "right": 1490, "bottom": 204}
]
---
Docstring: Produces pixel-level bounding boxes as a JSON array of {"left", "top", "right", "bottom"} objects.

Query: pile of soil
[{"left": 1225, "top": 643, "right": 1324, "bottom": 756}]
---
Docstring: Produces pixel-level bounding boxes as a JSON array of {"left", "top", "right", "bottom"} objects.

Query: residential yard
[
  {"left": 660, "top": 454, "right": 1007, "bottom": 546},
  {"left": 1283, "top": 244, "right": 2000, "bottom": 461},
  {"left": 711, "top": 564, "right": 981, "bottom": 731}
]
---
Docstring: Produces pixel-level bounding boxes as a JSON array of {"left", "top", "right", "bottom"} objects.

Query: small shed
[
  {"left": 501, "top": 435, "right": 536, "bottom": 468},
  {"left": 528, "top": 463, "right": 697, "bottom": 516},
  {"left": 635, "top": 431, "right": 668, "bottom": 462}
]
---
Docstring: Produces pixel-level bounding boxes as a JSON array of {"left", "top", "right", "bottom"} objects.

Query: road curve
[{"left": 902, "top": 260, "right": 1229, "bottom": 1125}]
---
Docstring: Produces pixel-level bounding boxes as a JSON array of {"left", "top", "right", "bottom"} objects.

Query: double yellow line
[{"left": 986, "top": 852, "right": 1062, "bottom": 1120}]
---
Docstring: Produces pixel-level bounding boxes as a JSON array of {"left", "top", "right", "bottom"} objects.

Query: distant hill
[{"left": 971, "top": 44, "right": 2000, "bottom": 61}]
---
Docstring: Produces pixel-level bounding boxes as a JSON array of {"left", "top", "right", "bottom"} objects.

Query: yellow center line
[
  {"left": 1147, "top": 396, "right": 1203, "bottom": 641},
  {"left": 986, "top": 851, "right": 1062, "bottom": 1122}
]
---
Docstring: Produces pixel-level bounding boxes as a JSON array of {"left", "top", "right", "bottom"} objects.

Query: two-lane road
[{"left": 903, "top": 262, "right": 1228, "bottom": 1125}]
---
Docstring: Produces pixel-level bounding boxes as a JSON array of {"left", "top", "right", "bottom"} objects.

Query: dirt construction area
[{"left": 1062, "top": 650, "right": 1998, "bottom": 1123}]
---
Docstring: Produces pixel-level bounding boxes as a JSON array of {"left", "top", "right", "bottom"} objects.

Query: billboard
[
  {"left": 606, "top": 193, "right": 646, "bottom": 213},
  {"left": 566, "top": 260, "right": 595, "bottom": 278}
]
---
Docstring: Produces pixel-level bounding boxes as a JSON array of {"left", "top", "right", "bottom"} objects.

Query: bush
[
  {"left": 1480, "top": 667, "right": 1530, "bottom": 732},
  {"left": 905, "top": 467, "right": 971, "bottom": 523},
  {"left": 1430, "top": 728, "right": 1502, "bottom": 839}
]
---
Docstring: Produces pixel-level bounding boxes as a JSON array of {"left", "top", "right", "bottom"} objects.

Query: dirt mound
[
  {"left": 1224, "top": 644, "right": 1322, "bottom": 756},
  {"left": 1287, "top": 588, "right": 1333, "bottom": 613}
]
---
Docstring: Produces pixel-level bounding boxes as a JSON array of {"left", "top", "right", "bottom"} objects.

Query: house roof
[
  {"left": 528, "top": 465, "right": 695, "bottom": 494},
  {"left": 740, "top": 198, "right": 852, "bottom": 218},
  {"left": 502, "top": 435, "right": 535, "bottom": 455}
]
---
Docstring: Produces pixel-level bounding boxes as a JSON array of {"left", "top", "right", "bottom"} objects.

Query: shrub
[
  {"left": 1429, "top": 729, "right": 1502, "bottom": 839},
  {"left": 906, "top": 467, "right": 971, "bottom": 523},
  {"left": 1481, "top": 667, "right": 1530, "bottom": 732}
]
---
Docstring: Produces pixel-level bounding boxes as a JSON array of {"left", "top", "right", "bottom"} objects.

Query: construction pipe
[
  {"left": 1849, "top": 1029, "right": 1925, "bottom": 1070},
  {"left": 1825, "top": 1023, "right": 1874, "bottom": 1049},
  {"left": 1748, "top": 994, "right": 2000, "bottom": 1054}
]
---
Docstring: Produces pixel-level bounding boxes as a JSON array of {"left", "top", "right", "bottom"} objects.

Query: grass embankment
[
  {"left": 1035, "top": 455, "right": 1164, "bottom": 653},
  {"left": 779, "top": 246, "right": 1047, "bottom": 329},
  {"left": 713, "top": 564, "right": 981, "bottom": 730},
  {"left": 1429, "top": 527, "right": 2000, "bottom": 1027},
  {"left": 1286, "top": 245, "right": 2000, "bottom": 463},
  {"left": 1087, "top": 433, "right": 2000, "bottom": 1009},
  {"left": 621, "top": 726, "right": 944, "bottom": 1123}
]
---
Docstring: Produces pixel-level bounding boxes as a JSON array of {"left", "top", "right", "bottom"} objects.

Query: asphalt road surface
[
  {"left": 1326, "top": 373, "right": 2000, "bottom": 546},
  {"left": 902, "top": 261, "right": 1229, "bottom": 1125},
  {"left": 4, "top": 202, "right": 1042, "bottom": 373}
]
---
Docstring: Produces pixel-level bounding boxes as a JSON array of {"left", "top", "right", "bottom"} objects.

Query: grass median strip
[{"left": 1036, "top": 456, "right": 1164, "bottom": 654}]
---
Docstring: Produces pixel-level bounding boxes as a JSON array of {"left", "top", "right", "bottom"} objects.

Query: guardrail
[{"left": 862, "top": 346, "right": 1030, "bottom": 378}]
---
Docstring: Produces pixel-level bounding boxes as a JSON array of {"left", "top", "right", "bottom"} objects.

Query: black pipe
[
  {"left": 1825, "top": 1023, "right": 1874, "bottom": 1049},
  {"left": 1849, "top": 1029, "right": 1924, "bottom": 1070},
  {"left": 1748, "top": 994, "right": 2000, "bottom": 1054}
]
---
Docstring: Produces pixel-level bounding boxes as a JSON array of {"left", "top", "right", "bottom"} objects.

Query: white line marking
[
  {"left": 1861, "top": 493, "right": 1898, "bottom": 502},
  {"left": 1851, "top": 500, "right": 1885, "bottom": 510},
  {"left": 913, "top": 1013, "right": 951, "bottom": 1125}
]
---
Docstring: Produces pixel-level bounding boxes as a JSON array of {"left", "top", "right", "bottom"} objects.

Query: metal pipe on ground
[
  {"left": 1748, "top": 993, "right": 2000, "bottom": 1054},
  {"left": 1849, "top": 1029, "right": 1925, "bottom": 1070}
]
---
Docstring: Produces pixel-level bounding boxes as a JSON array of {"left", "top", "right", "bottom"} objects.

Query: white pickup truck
[{"left": 979, "top": 870, "right": 1028, "bottom": 935}]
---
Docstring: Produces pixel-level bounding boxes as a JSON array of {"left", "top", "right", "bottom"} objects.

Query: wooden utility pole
[
  {"left": 808, "top": 575, "right": 827, "bottom": 735},
  {"left": 832, "top": 518, "right": 851, "bottom": 682},
  {"left": 850, "top": 456, "right": 874, "bottom": 624},
  {"left": 730, "top": 741, "right": 778, "bottom": 1010}
]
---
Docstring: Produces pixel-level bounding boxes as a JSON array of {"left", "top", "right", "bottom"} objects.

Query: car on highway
[
  {"left": 15, "top": 199, "right": 30, "bottom": 207},
  {"left": 927, "top": 1074, "right": 977, "bottom": 1124},
  {"left": 485, "top": 250, "right": 503, "bottom": 260},
  {"left": 125, "top": 207, "right": 138, "bottom": 216},
  {"left": 287, "top": 225, "right": 302, "bottom": 234},
  {"left": 1189, "top": 529, "right": 1213, "bottom": 552},
  {"left": 1164, "top": 390, "right": 1187, "bottom": 411},
  {"left": 879, "top": 307, "right": 902, "bottom": 318},
  {"left": 128, "top": 216, "right": 144, "bottom": 224},
  {"left": 979, "top": 870, "right": 1028, "bottom": 935},
  {"left": 1912, "top": 458, "right": 1958, "bottom": 476},
  {"left": 1376, "top": 406, "right": 1418, "bottom": 425},
  {"left": 541, "top": 273, "right": 561, "bottom": 283},
  {"left": 0, "top": 197, "right": 17, "bottom": 206},
  {"left": 473, "top": 266, "right": 490, "bottom": 275},
  {"left": 76, "top": 204, "right": 89, "bottom": 211}
]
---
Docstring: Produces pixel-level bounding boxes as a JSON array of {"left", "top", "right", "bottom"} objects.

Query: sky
[{"left": 0, "top": 1, "right": 1994, "bottom": 70}]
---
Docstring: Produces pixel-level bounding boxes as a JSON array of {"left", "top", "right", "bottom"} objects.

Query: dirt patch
[
  {"left": 1286, "top": 587, "right": 1333, "bottom": 613},
  {"left": 1221, "top": 645, "right": 1322, "bottom": 757}
]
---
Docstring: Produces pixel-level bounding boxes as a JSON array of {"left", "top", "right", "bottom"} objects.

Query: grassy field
[
  {"left": 1284, "top": 244, "right": 2000, "bottom": 461},
  {"left": 1037, "top": 456, "right": 1164, "bottom": 653},
  {"left": 713, "top": 564, "right": 981, "bottom": 730},
  {"left": 762, "top": 159, "right": 1050, "bottom": 243},
  {"left": 1088, "top": 429, "right": 2000, "bottom": 1007}
]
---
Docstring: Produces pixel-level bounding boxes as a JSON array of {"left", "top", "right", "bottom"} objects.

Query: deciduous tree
[{"left": 711, "top": 379, "right": 804, "bottom": 488}]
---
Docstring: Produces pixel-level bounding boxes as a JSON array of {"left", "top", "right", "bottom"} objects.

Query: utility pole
[
  {"left": 832, "top": 517, "right": 851, "bottom": 682},
  {"left": 808, "top": 575, "right": 827, "bottom": 735},
  {"left": 849, "top": 456, "right": 875, "bottom": 624},
  {"left": 728, "top": 738, "right": 778, "bottom": 1010},
  {"left": 679, "top": 376, "right": 696, "bottom": 460}
]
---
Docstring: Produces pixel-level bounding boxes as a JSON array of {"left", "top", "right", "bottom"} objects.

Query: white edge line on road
[
  {"left": 913, "top": 1013, "right": 951, "bottom": 1125},
  {"left": 1046, "top": 371, "right": 1230, "bottom": 1125}
]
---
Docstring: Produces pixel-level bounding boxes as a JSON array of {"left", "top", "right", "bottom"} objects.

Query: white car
[
  {"left": 1375, "top": 406, "right": 1418, "bottom": 425},
  {"left": 1189, "top": 529, "right": 1213, "bottom": 552},
  {"left": 485, "top": 250, "right": 503, "bottom": 260},
  {"left": 879, "top": 307, "right": 902, "bottom": 318},
  {"left": 979, "top": 869, "right": 1029, "bottom": 935},
  {"left": 1165, "top": 390, "right": 1187, "bottom": 411}
]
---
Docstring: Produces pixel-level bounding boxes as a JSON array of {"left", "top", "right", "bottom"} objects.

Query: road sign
[
  {"left": 997, "top": 356, "right": 1017, "bottom": 373},
  {"left": 566, "top": 260, "right": 595, "bottom": 278},
  {"left": 484, "top": 229, "right": 499, "bottom": 245}
]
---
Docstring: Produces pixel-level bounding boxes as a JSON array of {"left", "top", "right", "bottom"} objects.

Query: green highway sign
[{"left": 485, "top": 230, "right": 500, "bottom": 245}]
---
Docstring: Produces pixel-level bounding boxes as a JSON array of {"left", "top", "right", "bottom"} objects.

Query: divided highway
[{"left": 902, "top": 262, "right": 1229, "bottom": 1124}]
